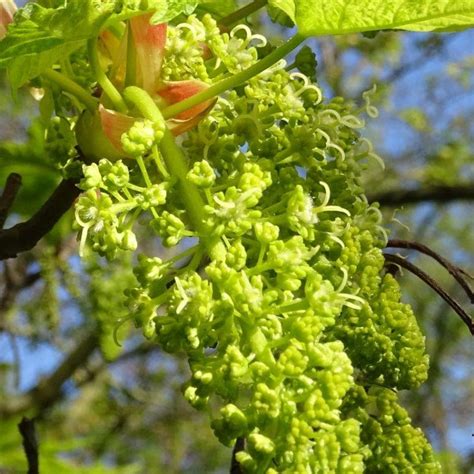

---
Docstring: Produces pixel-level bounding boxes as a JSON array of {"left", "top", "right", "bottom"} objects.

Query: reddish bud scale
[{"left": 0, "top": 0, "right": 16, "bottom": 39}]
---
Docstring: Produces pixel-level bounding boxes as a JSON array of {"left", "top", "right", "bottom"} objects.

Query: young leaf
[
  {"left": 0, "top": 0, "right": 176, "bottom": 88},
  {"left": 0, "top": 1, "right": 114, "bottom": 87},
  {"left": 294, "top": 0, "right": 474, "bottom": 36}
]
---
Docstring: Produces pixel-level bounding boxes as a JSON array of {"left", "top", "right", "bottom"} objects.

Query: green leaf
[
  {"left": 269, "top": 0, "right": 296, "bottom": 23},
  {"left": 0, "top": 1, "right": 114, "bottom": 87},
  {"left": 294, "top": 0, "right": 474, "bottom": 36},
  {"left": 0, "top": 0, "right": 173, "bottom": 88}
]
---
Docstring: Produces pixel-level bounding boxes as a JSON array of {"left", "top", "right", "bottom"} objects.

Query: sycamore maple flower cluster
[{"left": 73, "top": 14, "right": 439, "bottom": 474}]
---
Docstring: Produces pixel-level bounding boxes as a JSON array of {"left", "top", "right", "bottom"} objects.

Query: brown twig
[
  {"left": 0, "top": 178, "right": 80, "bottom": 260},
  {"left": 383, "top": 253, "right": 473, "bottom": 335},
  {"left": 386, "top": 239, "right": 474, "bottom": 303},
  {"left": 18, "top": 417, "right": 39, "bottom": 474},
  {"left": 0, "top": 172, "right": 22, "bottom": 229}
]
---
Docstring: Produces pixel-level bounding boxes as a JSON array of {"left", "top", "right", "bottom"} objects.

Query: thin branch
[
  {"left": 230, "top": 437, "right": 245, "bottom": 474},
  {"left": 383, "top": 253, "right": 473, "bottom": 335},
  {"left": 0, "top": 331, "right": 98, "bottom": 418},
  {"left": 386, "top": 239, "right": 474, "bottom": 303},
  {"left": 18, "top": 417, "right": 39, "bottom": 474},
  {"left": 0, "top": 172, "right": 22, "bottom": 229},
  {"left": 0, "top": 178, "right": 81, "bottom": 261},
  {"left": 368, "top": 184, "right": 474, "bottom": 207}
]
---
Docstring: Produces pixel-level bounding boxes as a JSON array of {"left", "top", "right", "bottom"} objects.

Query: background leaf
[{"left": 269, "top": 0, "right": 296, "bottom": 23}]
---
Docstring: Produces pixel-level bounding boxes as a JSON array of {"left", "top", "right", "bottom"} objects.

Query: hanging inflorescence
[{"left": 73, "top": 14, "right": 439, "bottom": 474}]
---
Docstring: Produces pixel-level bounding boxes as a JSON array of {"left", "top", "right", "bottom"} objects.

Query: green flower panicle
[{"left": 72, "top": 14, "right": 438, "bottom": 473}]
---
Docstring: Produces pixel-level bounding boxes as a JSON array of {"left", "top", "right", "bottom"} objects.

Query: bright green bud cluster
[
  {"left": 74, "top": 189, "right": 137, "bottom": 259},
  {"left": 134, "top": 255, "right": 167, "bottom": 286},
  {"left": 82, "top": 159, "right": 130, "bottom": 191},
  {"left": 186, "top": 159, "right": 216, "bottom": 187},
  {"left": 121, "top": 119, "right": 165, "bottom": 158},
  {"left": 204, "top": 185, "right": 263, "bottom": 237},
  {"left": 76, "top": 157, "right": 171, "bottom": 259},
  {"left": 211, "top": 404, "right": 248, "bottom": 446},
  {"left": 124, "top": 286, "right": 158, "bottom": 339},
  {"left": 151, "top": 211, "right": 189, "bottom": 247},
  {"left": 335, "top": 267, "right": 429, "bottom": 389},
  {"left": 203, "top": 16, "right": 266, "bottom": 74},
  {"left": 343, "top": 386, "right": 441, "bottom": 473},
  {"left": 161, "top": 17, "right": 209, "bottom": 82},
  {"left": 136, "top": 184, "right": 167, "bottom": 209}
]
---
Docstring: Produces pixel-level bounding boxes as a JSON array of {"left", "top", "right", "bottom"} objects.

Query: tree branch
[
  {"left": 368, "top": 184, "right": 474, "bottom": 207},
  {"left": 386, "top": 239, "right": 474, "bottom": 303},
  {"left": 383, "top": 253, "right": 473, "bottom": 335},
  {"left": 0, "top": 173, "right": 22, "bottom": 229},
  {"left": 0, "top": 331, "right": 98, "bottom": 418},
  {"left": 0, "top": 178, "right": 81, "bottom": 261},
  {"left": 18, "top": 417, "right": 39, "bottom": 474}
]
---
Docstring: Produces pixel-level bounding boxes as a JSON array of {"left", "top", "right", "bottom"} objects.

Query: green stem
[
  {"left": 42, "top": 69, "right": 98, "bottom": 112},
  {"left": 60, "top": 58, "right": 75, "bottom": 80},
  {"left": 111, "top": 201, "right": 138, "bottom": 214},
  {"left": 125, "top": 23, "right": 137, "bottom": 87},
  {"left": 136, "top": 156, "right": 152, "bottom": 187},
  {"left": 152, "top": 146, "right": 170, "bottom": 179},
  {"left": 275, "top": 299, "right": 308, "bottom": 314},
  {"left": 161, "top": 34, "right": 305, "bottom": 120},
  {"left": 167, "top": 244, "right": 200, "bottom": 265},
  {"left": 123, "top": 86, "right": 225, "bottom": 261},
  {"left": 219, "top": 0, "right": 268, "bottom": 28},
  {"left": 87, "top": 38, "right": 128, "bottom": 113}
]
